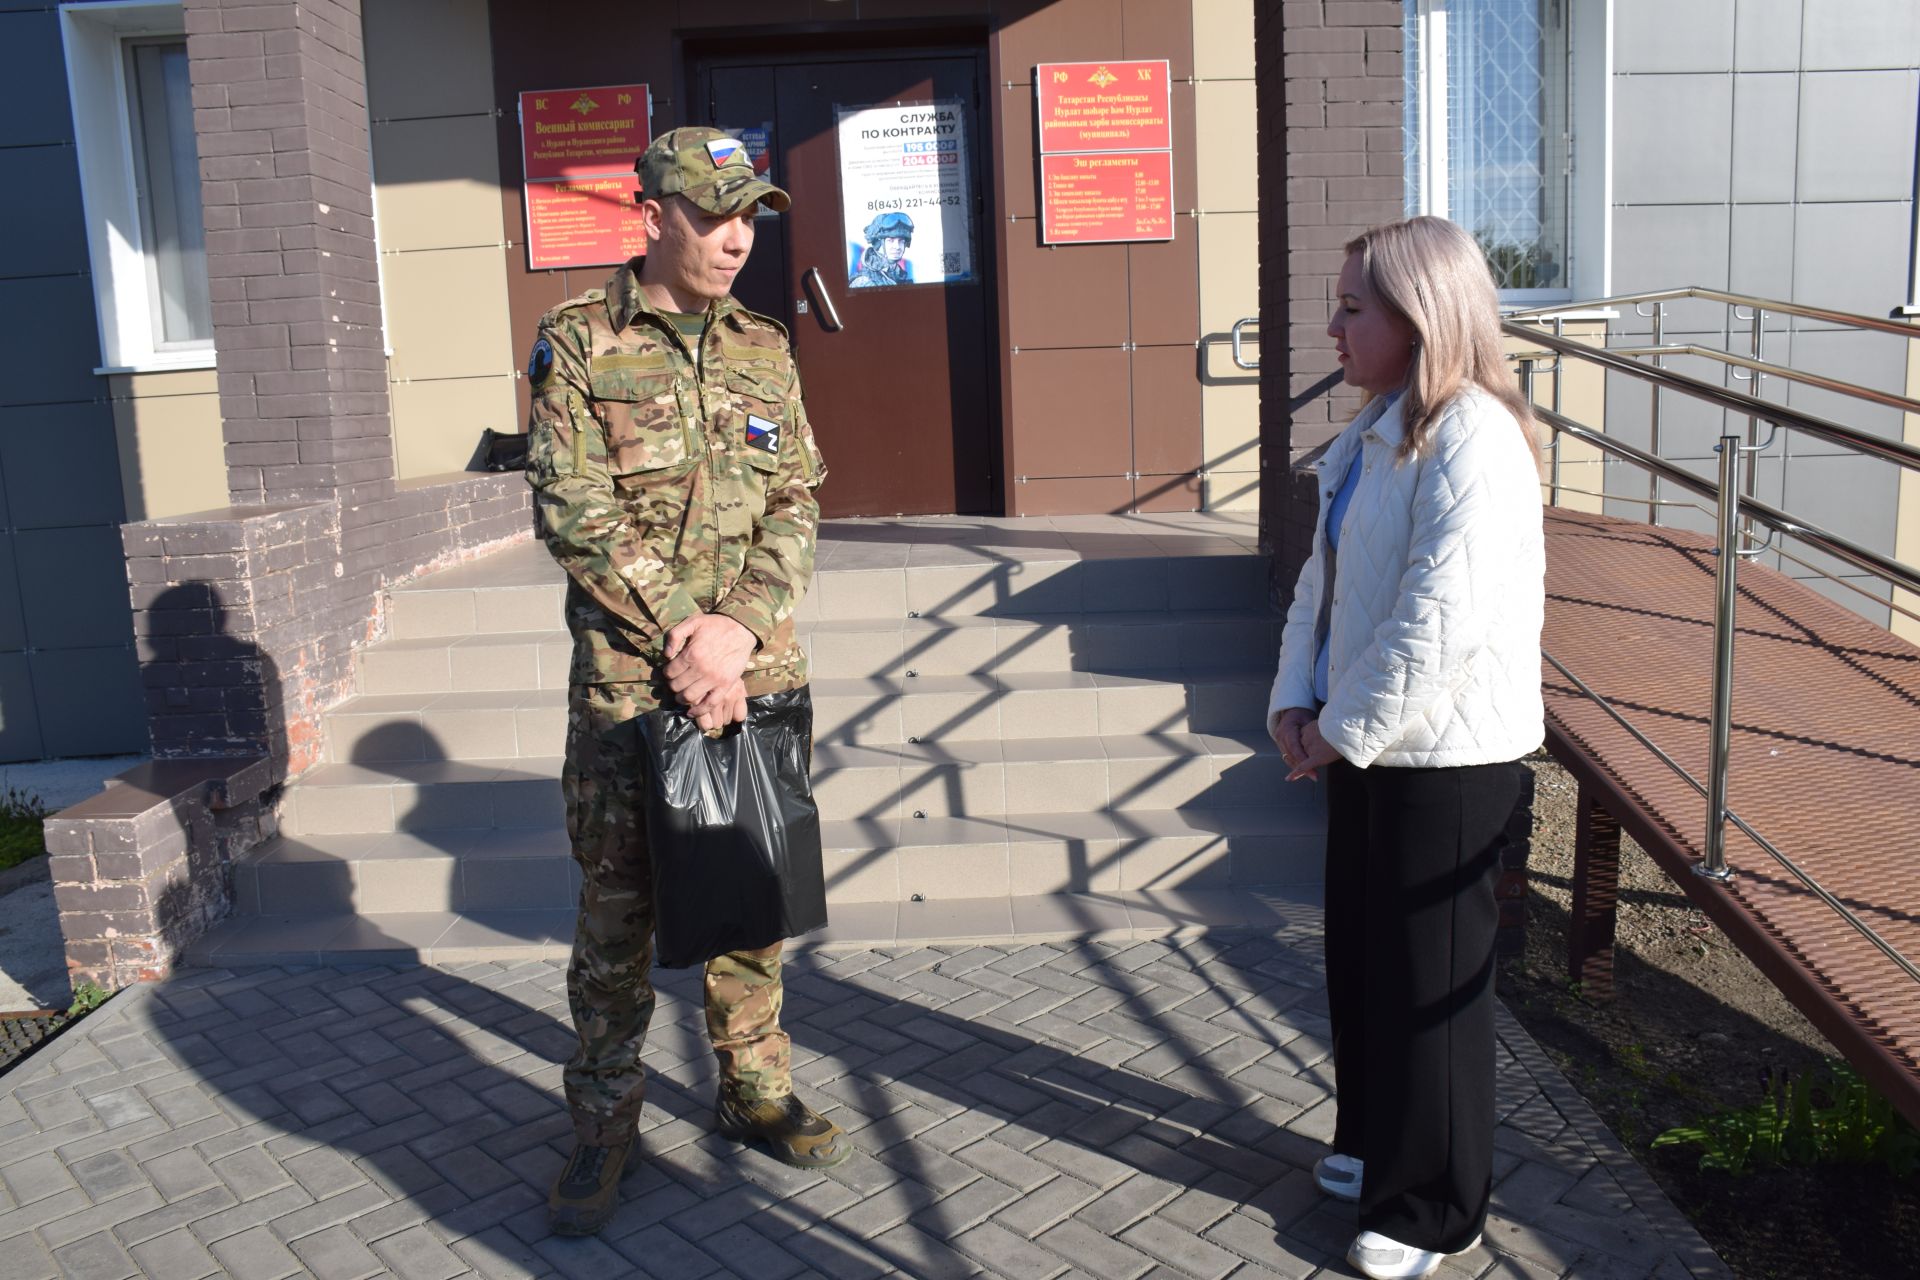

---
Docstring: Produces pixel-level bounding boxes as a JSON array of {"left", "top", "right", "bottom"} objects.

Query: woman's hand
[
  {"left": 1286, "top": 718, "right": 1343, "bottom": 782},
  {"left": 1270, "top": 707, "right": 1314, "bottom": 773}
]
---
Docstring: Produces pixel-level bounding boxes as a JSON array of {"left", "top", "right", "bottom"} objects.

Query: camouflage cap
[{"left": 636, "top": 126, "right": 790, "bottom": 216}]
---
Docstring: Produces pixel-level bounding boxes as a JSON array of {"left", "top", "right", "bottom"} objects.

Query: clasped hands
[
  {"left": 663, "top": 613, "right": 757, "bottom": 733},
  {"left": 1271, "top": 707, "right": 1342, "bottom": 782}
]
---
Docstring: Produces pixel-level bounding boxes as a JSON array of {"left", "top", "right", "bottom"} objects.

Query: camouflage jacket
[{"left": 526, "top": 260, "right": 827, "bottom": 699}]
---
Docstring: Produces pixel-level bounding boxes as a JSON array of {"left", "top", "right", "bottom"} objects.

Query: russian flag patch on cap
[{"left": 706, "top": 136, "right": 746, "bottom": 168}]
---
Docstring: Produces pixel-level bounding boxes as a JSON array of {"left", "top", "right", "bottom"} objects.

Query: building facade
[{"left": 3, "top": 0, "right": 1917, "bottom": 765}]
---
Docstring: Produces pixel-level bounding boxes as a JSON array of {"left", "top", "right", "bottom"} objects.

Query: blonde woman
[{"left": 1268, "top": 216, "right": 1545, "bottom": 1280}]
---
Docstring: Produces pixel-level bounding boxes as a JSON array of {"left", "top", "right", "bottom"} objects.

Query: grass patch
[{"left": 0, "top": 786, "right": 50, "bottom": 873}]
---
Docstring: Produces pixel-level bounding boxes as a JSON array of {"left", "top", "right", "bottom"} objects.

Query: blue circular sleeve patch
[{"left": 528, "top": 338, "right": 554, "bottom": 388}]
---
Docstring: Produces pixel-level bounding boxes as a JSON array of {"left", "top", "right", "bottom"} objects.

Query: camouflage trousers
[{"left": 561, "top": 683, "right": 791, "bottom": 1145}]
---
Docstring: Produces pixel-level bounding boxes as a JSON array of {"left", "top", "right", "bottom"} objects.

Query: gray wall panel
[
  {"left": 1790, "top": 201, "right": 1913, "bottom": 318},
  {"left": 1734, "top": 0, "right": 1803, "bottom": 72},
  {"left": 13, "top": 525, "right": 135, "bottom": 653},
  {"left": 0, "top": 403, "right": 126, "bottom": 529},
  {"left": 1615, "top": 0, "right": 1734, "bottom": 74},
  {"left": 1612, "top": 205, "right": 1733, "bottom": 297},
  {"left": 1613, "top": 75, "right": 1734, "bottom": 205},
  {"left": 1796, "top": 70, "right": 1920, "bottom": 202},
  {"left": 0, "top": 652, "right": 42, "bottom": 762},
  {"left": 0, "top": 537, "right": 23, "bottom": 650},
  {"left": 28, "top": 647, "right": 143, "bottom": 758},
  {"left": 0, "top": 144, "right": 89, "bottom": 280},
  {"left": 0, "top": 275, "right": 106, "bottom": 408},
  {"left": 1802, "top": 0, "right": 1920, "bottom": 71},
  {"left": 0, "top": 11, "right": 74, "bottom": 148},
  {"left": 1730, "top": 74, "right": 1799, "bottom": 202},
  {"left": 1728, "top": 203, "right": 1796, "bottom": 300}
]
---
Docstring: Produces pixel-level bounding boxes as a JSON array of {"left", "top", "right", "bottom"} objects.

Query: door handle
[{"left": 803, "top": 267, "right": 845, "bottom": 332}]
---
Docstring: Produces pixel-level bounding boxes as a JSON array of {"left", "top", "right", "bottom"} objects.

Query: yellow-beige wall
[
  {"left": 1194, "top": 0, "right": 1261, "bottom": 510},
  {"left": 1506, "top": 318, "right": 1608, "bottom": 512},
  {"left": 1894, "top": 330, "right": 1920, "bottom": 643},
  {"left": 365, "top": 0, "right": 519, "bottom": 482},
  {"left": 109, "top": 370, "right": 228, "bottom": 522}
]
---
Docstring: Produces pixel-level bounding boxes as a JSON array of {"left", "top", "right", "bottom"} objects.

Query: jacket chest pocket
[
  {"left": 590, "top": 355, "right": 695, "bottom": 476},
  {"left": 717, "top": 447, "right": 781, "bottom": 537}
]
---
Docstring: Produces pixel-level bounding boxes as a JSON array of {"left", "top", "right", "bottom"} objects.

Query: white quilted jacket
[{"left": 1268, "top": 387, "right": 1545, "bottom": 769}]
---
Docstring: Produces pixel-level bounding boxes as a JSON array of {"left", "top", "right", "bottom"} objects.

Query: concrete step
[
  {"left": 188, "top": 885, "right": 1327, "bottom": 967},
  {"left": 810, "top": 668, "right": 1272, "bottom": 745},
  {"left": 350, "top": 610, "right": 1277, "bottom": 701},
  {"left": 325, "top": 668, "right": 1276, "bottom": 765},
  {"left": 804, "top": 609, "right": 1279, "bottom": 679},
  {"left": 236, "top": 805, "right": 1323, "bottom": 917},
  {"left": 292, "top": 725, "right": 1302, "bottom": 837},
  {"left": 382, "top": 545, "right": 1270, "bottom": 639},
  {"left": 811, "top": 732, "right": 1308, "bottom": 822}
]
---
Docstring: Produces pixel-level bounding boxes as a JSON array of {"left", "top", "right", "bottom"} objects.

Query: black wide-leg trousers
[{"left": 1322, "top": 756, "right": 1526, "bottom": 1253}]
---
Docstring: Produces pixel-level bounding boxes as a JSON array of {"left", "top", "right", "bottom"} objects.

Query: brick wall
[
  {"left": 1259, "top": 0, "right": 1405, "bottom": 591},
  {"left": 185, "top": 0, "right": 393, "bottom": 510},
  {"left": 52, "top": 0, "right": 534, "bottom": 989}
]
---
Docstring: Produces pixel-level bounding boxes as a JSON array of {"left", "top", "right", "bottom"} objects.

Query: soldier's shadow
[{"left": 144, "top": 922, "right": 1359, "bottom": 1276}]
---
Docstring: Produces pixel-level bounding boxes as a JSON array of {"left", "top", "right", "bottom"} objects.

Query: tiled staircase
[{"left": 190, "top": 515, "right": 1323, "bottom": 965}]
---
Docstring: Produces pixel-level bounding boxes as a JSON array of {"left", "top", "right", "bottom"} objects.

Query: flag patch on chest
[{"left": 745, "top": 414, "right": 780, "bottom": 454}]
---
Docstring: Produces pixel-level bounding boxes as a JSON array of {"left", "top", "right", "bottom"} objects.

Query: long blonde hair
[{"left": 1345, "top": 216, "right": 1536, "bottom": 460}]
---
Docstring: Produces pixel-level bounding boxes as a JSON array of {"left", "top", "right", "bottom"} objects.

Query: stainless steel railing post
[
  {"left": 1550, "top": 317, "right": 1565, "bottom": 506},
  {"left": 1699, "top": 432, "right": 1743, "bottom": 882},
  {"left": 1649, "top": 303, "right": 1665, "bottom": 524}
]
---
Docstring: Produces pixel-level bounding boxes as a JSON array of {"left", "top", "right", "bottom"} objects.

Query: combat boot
[
  {"left": 715, "top": 1088, "right": 853, "bottom": 1168},
  {"left": 547, "top": 1136, "right": 633, "bottom": 1236}
]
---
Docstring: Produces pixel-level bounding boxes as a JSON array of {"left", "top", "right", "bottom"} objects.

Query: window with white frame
[
  {"left": 1404, "top": 0, "right": 1604, "bottom": 303},
  {"left": 61, "top": 2, "right": 214, "bottom": 371}
]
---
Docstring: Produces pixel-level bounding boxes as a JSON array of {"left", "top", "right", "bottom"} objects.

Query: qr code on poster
[{"left": 942, "top": 252, "right": 963, "bottom": 275}]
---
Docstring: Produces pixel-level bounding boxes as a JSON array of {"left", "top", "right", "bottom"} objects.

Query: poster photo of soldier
[
  {"left": 848, "top": 212, "right": 915, "bottom": 287},
  {"left": 834, "top": 100, "right": 975, "bottom": 289}
]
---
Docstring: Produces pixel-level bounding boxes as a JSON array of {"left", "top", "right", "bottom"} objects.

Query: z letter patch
[
  {"left": 527, "top": 338, "right": 554, "bottom": 390},
  {"left": 745, "top": 414, "right": 781, "bottom": 455}
]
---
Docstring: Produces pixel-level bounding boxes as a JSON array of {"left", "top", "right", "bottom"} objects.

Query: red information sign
[
  {"left": 1039, "top": 151, "right": 1174, "bottom": 245},
  {"left": 519, "top": 83, "right": 651, "bottom": 270},
  {"left": 1034, "top": 60, "right": 1172, "bottom": 154},
  {"left": 525, "top": 177, "right": 651, "bottom": 271},
  {"left": 520, "top": 84, "right": 650, "bottom": 181}
]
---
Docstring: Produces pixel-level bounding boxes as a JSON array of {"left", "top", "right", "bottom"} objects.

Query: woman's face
[{"left": 1328, "top": 250, "right": 1417, "bottom": 396}]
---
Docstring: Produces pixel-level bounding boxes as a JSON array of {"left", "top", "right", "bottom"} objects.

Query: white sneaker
[
  {"left": 1346, "top": 1229, "right": 1483, "bottom": 1279},
  {"left": 1313, "top": 1152, "right": 1363, "bottom": 1201}
]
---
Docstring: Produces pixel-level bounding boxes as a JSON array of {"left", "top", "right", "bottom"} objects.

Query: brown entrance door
[{"left": 703, "top": 54, "right": 997, "bottom": 517}]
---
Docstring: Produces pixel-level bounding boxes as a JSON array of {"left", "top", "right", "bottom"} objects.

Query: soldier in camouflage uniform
[{"left": 525, "top": 127, "right": 847, "bottom": 1237}]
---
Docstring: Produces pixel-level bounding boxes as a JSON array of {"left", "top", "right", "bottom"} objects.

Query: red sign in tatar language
[
  {"left": 1039, "top": 151, "right": 1174, "bottom": 245},
  {"left": 1034, "top": 60, "right": 1172, "bottom": 154}
]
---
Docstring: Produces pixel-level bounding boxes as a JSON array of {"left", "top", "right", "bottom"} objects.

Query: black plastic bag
[{"left": 638, "top": 687, "right": 827, "bottom": 968}]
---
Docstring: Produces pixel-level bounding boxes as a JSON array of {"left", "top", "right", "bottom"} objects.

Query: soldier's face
[
  {"left": 644, "top": 195, "right": 756, "bottom": 302},
  {"left": 880, "top": 236, "right": 907, "bottom": 262}
]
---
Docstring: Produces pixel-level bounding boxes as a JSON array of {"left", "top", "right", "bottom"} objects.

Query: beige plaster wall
[
  {"left": 1894, "top": 329, "right": 1920, "bottom": 643},
  {"left": 365, "top": 0, "right": 519, "bottom": 481},
  {"left": 1506, "top": 318, "right": 1608, "bottom": 513},
  {"left": 109, "top": 370, "right": 229, "bottom": 522},
  {"left": 1193, "top": 0, "right": 1260, "bottom": 510}
]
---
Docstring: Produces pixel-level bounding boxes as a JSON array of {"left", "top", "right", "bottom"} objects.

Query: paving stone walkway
[{"left": 0, "top": 924, "right": 1728, "bottom": 1279}]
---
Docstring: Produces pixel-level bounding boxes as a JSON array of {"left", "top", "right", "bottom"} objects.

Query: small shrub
[
  {"left": 1654, "top": 1063, "right": 1920, "bottom": 1177},
  {"left": 67, "top": 981, "right": 110, "bottom": 1018},
  {"left": 0, "top": 786, "right": 50, "bottom": 873}
]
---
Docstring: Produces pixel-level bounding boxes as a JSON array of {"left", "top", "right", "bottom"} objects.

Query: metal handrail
[
  {"left": 1533, "top": 405, "right": 1920, "bottom": 596},
  {"left": 1507, "top": 285, "right": 1920, "bottom": 341},
  {"left": 1231, "top": 317, "right": 1260, "bottom": 370},
  {"left": 1502, "top": 321, "right": 1920, "bottom": 471},
  {"left": 1508, "top": 289, "right": 1920, "bottom": 985}
]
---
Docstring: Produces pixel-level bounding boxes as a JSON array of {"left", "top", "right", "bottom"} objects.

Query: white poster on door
[{"left": 835, "top": 100, "right": 974, "bottom": 288}]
